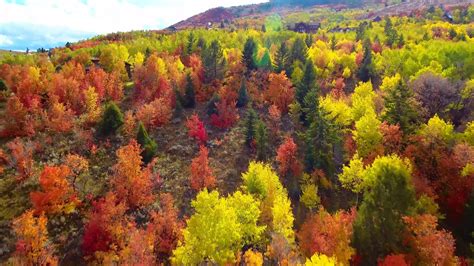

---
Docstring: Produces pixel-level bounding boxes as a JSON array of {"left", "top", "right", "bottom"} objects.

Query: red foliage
[
  {"left": 105, "top": 71, "right": 123, "bottom": 101},
  {"left": 331, "top": 77, "right": 346, "bottom": 99},
  {"left": 5, "top": 138, "right": 36, "bottom": 182},
  {"left": 380, "top": 122, "right": 402, "bottom": 155},
  {"left": 402, "top": 214, "right": 456, "bottom": 265},
  {"left": 297, "top": 208, "right": 357, "bottom": 263},
  {"left": 30, "top": 165, "right": 79, "bottom": 215},
  {"left": 46, "top": 99, "right": 75, "bottom": 133},
  {"left": 190, "top": 145, "right": 216, "bottom": 191},
  {"left": 2, "top": 95, "right": 36, "bottom": 137},
  {"left": 133, "top": 54, "right": 173, "bottom": 104},
  {"left": 111, "top": 140, "right": 155, "bottom": 208},
  {"left": 276, "top": 137, "right": 302, "bottom": 178},
  {"left": 148, "top": 193, "right": 184, "bottom": 260},
  {"left": 186, "top": 114, "right": 208, "bottom": 145},
  {"left": 210, "top": 98, "right": 239, "bottom": 129},
  {"left": 188, "top": 54, "right": 206, "bottom": 102},
  {"left": 377, "top": 254, "right": 409, "bottom": 266},
  {"left": 265, "top": 72, "right": 294, "bottom": 113},
  {"left": 85, "top": 66, "right": 108, "bottom": 100},
  {"left": 135, "top": 98, "right": 173, "bottom": 129}
]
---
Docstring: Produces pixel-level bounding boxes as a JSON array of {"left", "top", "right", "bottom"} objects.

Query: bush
[
  {"left": 98, "top": 102, "right": 124, "bottom": 136},
  {"left": 137, "top": 122, "right": 158, "bottom": 164}
]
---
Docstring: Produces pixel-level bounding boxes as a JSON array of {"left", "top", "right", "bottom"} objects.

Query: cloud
[{"left": 0, "top": 0, "right": 268, "bottom": 50}]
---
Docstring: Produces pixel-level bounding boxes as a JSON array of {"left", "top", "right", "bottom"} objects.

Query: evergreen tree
[
  {"left": 274, "top": 42, "right": 289, "bottom": 74},
  {"left": 185, "top": 32, "right": 195, "bottom": 56},
  {"left": 237, "top": 80, "right": 249, "bottom": 108},
  {"left": 243, "top": 37, "right": 257, "bottom": 72},
  {"left": 357, "top": 39, "right": 374, "bottom": 83},
  {"left": 137, "top": 122, "right": 158, "bottom": 164},
  {"left": 258, "top": 50, "right": 273, "bottom": 71},
  {"left": 296, "top": 59, "right": 316, "bottom": 108},
  {"left": 330, "top": 35, "right": 337, "bottom": 51},
  {"left": 183, "top": 73, "right": 196, "bottom": 108},
  {"left": 305, "top": 34, "right": 313, "bottom": 47},
  {"left": 206, "top": 94, "right": 220, "bottom": 116},
  {"left": 244, "top": 108, "right": 258, "bottom": 147},
  {"left": 99, "top": 102, "right": 124, "bottom": 136},
  {"left": 384, "top": 17, "right": 398, "bottom": 47},
  {"left": 356, "top": 21, "right": 368, "bottom": 41},
  {"left": 202, "top": 40, "right": 226, "bottom": 83},
  {"left": 0, "top": 79, "right": 7, "bottom": 91},
  {"left": 353, "top": 156, "right": 417, "bottom": 264},
  {"left": 289, "top": 37, "right": 308, "bottom": 67},
  {"left": 255, "top": 120, "right": 269, "bottom": 161},
  {"left": 174, "top": 98, "right": 184, "bottom": 118},
  {"left": 383, "top": 79, "right": 419, "bottom": 134}
]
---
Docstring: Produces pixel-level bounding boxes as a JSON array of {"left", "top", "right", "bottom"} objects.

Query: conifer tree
[
  {"left": 243, "top": 37, "right": 257, "bottom": 72},
  {"left": 183, "top": 73, "right": 196, "bottom": 108},
  {"left": 99, "top": 102, "right": 124, "bottom": 136},
  {"left": 289, "top": 37, "right": 308, "bottom": 68},
  {"left": 297, "top": 59, "right": 316, "bottom": 115},
  {"left": 357, "top": 39, "right": 374, "bottom": 82},
  {"left": 137, "top": 122, "right": 158, "bottom": 164},
  {"left": 258, "top": 50, "right": 273, "bottom": 71},
  {"left": 245, "top": 108, "right": 258, "bottom": 147},
  {"left": 0, "top": 79, "right": 7, "bottom": 91},
  {"left": 274, "top": 42, "right": 289, "bottom": 74},
  {"left": 206, "top": 94, "right": 220, "bottom": 116},
  {"left": 237, "top": 80, "right": 249, "bottom": 108},
  {"left": 383, "top": 79, "right": 419, "bottom": 134},
  {"left": 255, "top": 120, "right": 269, "bottom": 161},
  {"left": 202, "top": 40, "right": 226, "bottom": 83}
]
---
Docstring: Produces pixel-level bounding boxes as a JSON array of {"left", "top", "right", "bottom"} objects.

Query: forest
[{"left": 0, "top": 2, "right": 474, "bottom": 265}]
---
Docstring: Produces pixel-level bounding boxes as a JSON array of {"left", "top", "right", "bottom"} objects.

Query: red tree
[
  {"left": 190, "top": 146, "right": 216, "bottom": 191},
  {"left": 377, "top": 254, "right": 409, "bottom": 266},
  {"left": 265, "top": 72, "right": 294, "bottom": 113},
  {"left": 186, "top": 114, "right": 208, "bottom": 145},
  {"left": 276, "top": 136, "right": 302, "bottom": 178}
]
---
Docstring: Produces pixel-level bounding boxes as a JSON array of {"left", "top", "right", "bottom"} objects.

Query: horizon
[{"left": 0, "top": 0, "right": 268, "bottom": 51}]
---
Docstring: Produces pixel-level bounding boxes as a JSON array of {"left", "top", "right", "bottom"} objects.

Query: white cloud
[{"left": 0, "top": 34, "right": 13, "bottom": 46}]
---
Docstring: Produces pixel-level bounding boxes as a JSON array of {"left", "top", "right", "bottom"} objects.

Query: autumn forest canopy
[{"left": 0, "top": 1, "right": 474, "bottom": 265}]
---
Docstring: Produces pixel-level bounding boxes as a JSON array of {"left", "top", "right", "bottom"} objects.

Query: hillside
[{"left": 0, "top": 1, "right": 474, "bottom": 265}]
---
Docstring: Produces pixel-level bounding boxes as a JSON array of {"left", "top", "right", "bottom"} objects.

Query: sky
[{"left": 0, "top": 0, "right": 268, "bottom": 51}]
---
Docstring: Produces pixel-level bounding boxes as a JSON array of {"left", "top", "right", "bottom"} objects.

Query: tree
[
  {"left": 245, "top": 108, "right": 258, "bottom": 147},
  {"left": 172, "top": 190, "right": 263, "bottom": 265},
  {"left": 255, "top": 120, "right": 269, "bottom": 161},
  {"left": 377, "top": 254, "right": 409, "bottom": 266},
  {"left": 185, "top": 32, "right": 195, "bottom": 56},
  {"left": 189, "top": 146, "right": 216, "bottom": 191},
  {"left": 402, "top": 214, "right": 457, "bottom": 265},
  {"left": 136, "top": 122, "right": 158, "bottom": 164},
  {"left": 258, "top": 50, "right": 273, "bottom": 71},
  {"left": 353, "top": 155, "right": 417, "bottom": 264},
  {"left": 111, "top": 140, "right": 155, "bottom": 208},
  {"left": 5, "top": 138, "right": 36, "bottom": 182},
  {"left": 351, "top": 81, "right": 376, "bottom": 122},
  {"left": 99, "top": 44, "right": 128, "bottom": 74},
  {"left": 183, "top": 72, "right": 196, "bottom": 108},
  {"left": 243, "top": 37, "right": 257, "bottom": 72},
  {"left": 186, "top": 114, "right": 208, "bottom": 145},
  {"left": 266, "top": 72, "right": 295, "bottom": 113},
  {"left": 30, "top": 165, "right": 79, "bottom": 215},
  {"left": 274, "top": 42, "right": 289, "bottom": 73},
  {"left": 0, "top": 79, "right": 8, "bottom": 91},
  {"left": 99, "top": 102, "right": 124, "bottom": 136},
  {"left": 46, "top": 101, "right": 74, "bottom": 133},
  {"left": 305, "top": 253, "right": 337, "bottom": 266},
  {"left": 383, "top": 79, "right": 419, "bottom": 134},
  {"left": 12, "top": 210, "right": 57, "bottom": 265},
  {"left": 237, "top": 80, "right": 249, "bottom": 108},
  {"left": 353, "top": 112, "right": 383, "bottom": 159},
  {"left": 210, "top": 98, "right": 239, "bottom": 129},
  {"left": 338, "top": 153, "right": 366, "bottom": 194},
  {"left": 384, "top": 17, "right": 398, "bottom": 47},
  {"left": 289, "top": 37, "right": 308, "bottom": 68},
  {"left": 81, "top": 86, "right": 101, "bottom": 125},
  {"left": 135, "top": 98, "right": 173, "bottom": 129},
  {"left": 276, "top": 136, "right": 302, "bottom": 178},
  {"left": 296, "top": 59, "right": 316, "bottom": 107},
  {"left": 298, "top": 208, "right": 357, "bottom": 265},
  {"left": 202, "top": 40, "right": 226, "bottom": 83},
  {"left": 357, "top": 39, "right": 374, "bottom": 82}
]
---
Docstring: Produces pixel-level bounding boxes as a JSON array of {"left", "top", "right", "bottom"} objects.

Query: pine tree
[
  {"left": 244, "top": 108, "right": 258, "bottom": 147},
  {"left": 183, "top": 73, "right": 196, "bottom": 108},
  {"left": 357, "top": 39, "right": 374, "bottom": 83},
  {"left": 384, "top": 17, "right": 398, "bottom": 47},
  {"left": 243, "top": 37, "right": 257, "bottom": 72},
  {"left": 255, "top": 120, "right": 269, "bottom": 161},
  {"left": 0, "top": 79, "right": 7, "bottom": 91},
  {"left": 137, "top": 122, "right": 158, "bottom": 164},
  {"left": 206, "top": 94, "right": 220, "bottom": 116},
  {"left": 274, "top": 42, "right": 289, "bottom": 73},
  {"left": 383, "top": 79, "right": 419, "bottom": 134},
  {"left": 305, "top": 34, "right": 313, "bottom": 47},
  {"left": 258, "top": 50, "right": 273, "bottom": 71},
  {"left": 296, "top": 59, "right": 316, "bottom": 108},
  {"left": 330, "top": 35, "right": 337, "bottom": 51},
  {"left": 289, "top": 37, "right": 308, "bottom": 68},
  {"left": 185, "top": 32, "right": 195, "bottom": 56},
  {"left": 99, "top": 102, "right": 124, "bottom": 136},
  {"left": 202, "top": 40, "right": 226, "bottom": 83},
  {"left": 237, "top": 80, "right": 249, "bottom": 108}
]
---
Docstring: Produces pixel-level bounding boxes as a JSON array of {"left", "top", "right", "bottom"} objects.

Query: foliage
[
  {"left": 98, "top": 102, "right": 124, "bottom": 136},
  {"left": 135, "top": 98, "right": 172, "bottom": 129},
  {"left": 243, "top": 37, "right": 257, "bottom": 72},
  {"left": 276, "top": 136, "right": 302, "bottom": 178},
  {"left": 190, "top": 146, "right": 216, "bottom": 191},
  {"left": 266, "top": 72, "right": 294, "bottom": 113},
  {"left": 245, "top": 108, "right": 258, "bottom": 147},
  {"left": 305, "top": 253, "right": 337, "bottom": 266},
  {"left": 136, "top": 122, "right": 158, "bottom": 164},
  {"left": 255, "top": 120, "right": 269, "bottom": 161},
  {"left": 338, "top": 153, "right": 366, "bottom": 193},
  {"left": 186, "top": 114, "right": 208, "bottom": 145},
  {"left": 353, "top": 111, "right": 383, "bottom": 159},
  {"left": 183, "top": 72, "right": 196, "bottom": 108}
]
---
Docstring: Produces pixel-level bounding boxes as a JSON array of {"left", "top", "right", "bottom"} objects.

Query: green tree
[
  {"left": 353, "top": 155, "right": 417, "bottom": 264},
  {"left": 296, "top": 59, "right": 316, "bottom": 108},
  {"left": 353, "top": 111, "right": 382, "bottom": 158},
  {"left": 206, "top": 94, "right": 220, "bottom": 116},
  {"left": 357, "top": 39, "right": 374, "bottom": 83},
  {"left": 172, "top": 190, "right": 263, "bottom": 265},
  {"left": 258, "top": 50, "right": 273, "bottom": 71},
  {"left": 183, "top": 73, "right": 196, "bottom": 108},
  {"left": 383, "top": 79, "right": 419, "bottom": 134},
  {"left": 202, "top": 40, "right": 226, "bottom": 83},
  {"left": 384, "top": 17, "right": 398, "bottom": 47},
  {"left": 0, "top": 79, "right": 8, "bottom": 91},
  {"left": 185, "top": 32, "right": 195, "bottom": 56},
  {"left": 243, "top": 37, "right": 257, "bottom": 72},
  {"left": 237, "top": 80, "right": 249, "bottom": 108},
  {"left": 244, "top": 108, "right": 258, "bottom": 147},
  {"left": 99, "top": 102, "right": 124, "bottom": 136},
  {"left": 255, "top": 120, "right": 269, "bottom": 161},
  {"left": 274, "top": 42, "right": 289, "bottom": 74},
  {"left": 136, "top": 122, "right": 158, "bottom": 164},
  {"left": 289, "top": 37, "right": 308, "bottom": 70}
]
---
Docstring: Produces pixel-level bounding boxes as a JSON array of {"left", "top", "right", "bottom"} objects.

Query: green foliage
[
  {"left": 265, "top": 14, "right": 283, "bottom": 32},
  {"left": 255, "top": 120, "right": 269, "bottom": 161},
  {"left": 351, "top": 81, "right": 376, "bottom": 121},
  {"left": 185, "top": 32, "right": 195, "bottom": 56},
  {"left": 172, "top": 190, "right": 263, "bottom": 265},
  {"left": 338, "top": 153, "right": 366, "bottom": 193},
  {"left": 244, "top": 108, "right": 258, "bottom": 147},
  {"left": 353, "top": 155, "right": 417, "bottom": 264},
  {"left": 289, "top": 37, "right": 308, "bottom": 70},
  {"left": 384, "top": 17, "right": 399, "bottom": 47},
  {"left": 300, "top": 183, "right": 321, "bottom": 210},
  {"left": 206, "top": 94, "right": 220, "bottom": 116},
  {"left": 243, "top": 37, "right": 257, "bottom": 72},
  {"left": 357, "top": 39, "right": 374, "bottom": 82},
  {"left": 353, "top": 112, "right": 382, "bottom": 158},
  {"left": 237, "top": 80, "right": 249, "bottom": 108},
  {"left": 0, "top": 79, "right": 8, "bottom": 91},
  {"left": 297, "top": 59, "right": 316, "bottom": 108},
  {"left": 136, "top": 122, "right": 157, "bottom": 164},
  {"left": 241, "top": 162, "right": 283, "bottom": 199},
  {"left": 202, "top": 40, "right": 226, "bottom": 83},
  {"left": 419, "top": 115, "right": 456, "bottom": 146},
  {"left": 258, "top": 49, "right": 273, "bottom": 71},
  {"left": 274, "top": 42, "right": 289, "bottom": 74},
  {"left": 383, "top": 79, "right": 419, "bottom": 134},
  {"left": 183, "top": 73, "right": 196, "bottom": 108},
  {"left": 99, "top": 102, "right": 124, "bottom": 136}
]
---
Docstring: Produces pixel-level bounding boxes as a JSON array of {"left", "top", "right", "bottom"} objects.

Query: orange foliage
[
  {"left": 268, "top": 105, "right": 282, "bottom": 133},
  {"left": 111, "top": 140, "right": 155, "bottom": 208},
  {"left": 136, "top": 97, "right": 172, "bottom": 129},
  {"left": 377, "top": 254, "right": 409, "bottom": 266},
  {"left": 30, "top": 165, "right": 79, "bottom": 215},
  {"left": 188, "top": 54, "right": 206, "bottom": 102},
  {"left": 190, "top": 145, "right": 216, "bottom": 191},
  {"left": 380, "top": 122, "right": 402, "bottom": 155},
  {"left": 331, "top": 77, "right": 346, "bottom": 99},
  {"left": 46, "top": 100, "right": 75, "bottom": 133},
  {"left": 265, "top": 72, "right": 294, "bottom": 113},
  {"left": 5, "top": 138, "right": 36, "bottom": 181},
  {"left": 133, "top": 54, "right": 172, "bottom": 103},
  {"left": 186, "top": 114, "right": 208, "bottom": 145},
  {"left": 2, "top": 95, "right": 36, "bottom": 137},
  {"left": 12, "top": 210, "right": 58, "bottom": 265},
  {"left": 210, "top": 91, "right": 239, "bottom": 129},
  {"left": 276, "top": 136, "right": 302, "bottom": 178},
  {"left": 122, "top": 110, "right": 137, "bottom": 138},
  {"left": 105, "top": 71, "right": 123, "bottom": 101}
]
